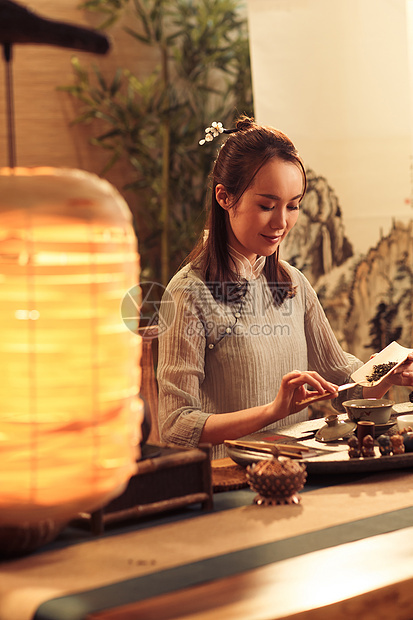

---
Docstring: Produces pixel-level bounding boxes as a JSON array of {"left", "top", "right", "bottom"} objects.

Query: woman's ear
[{"left": 215, "top": 184, "right": 231, "bottom": 211}]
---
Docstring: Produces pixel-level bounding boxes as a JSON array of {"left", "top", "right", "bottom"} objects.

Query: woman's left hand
[
  {"left": 363, "top": 353, "right": 413, "bottom": 398},
  {"left": 384, "top": 353, "right": 413, "bottom": 387}
]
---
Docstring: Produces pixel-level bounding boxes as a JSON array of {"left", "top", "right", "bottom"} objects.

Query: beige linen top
[{"left": 157, "top": 258, "right": 362, "bottom": 459}]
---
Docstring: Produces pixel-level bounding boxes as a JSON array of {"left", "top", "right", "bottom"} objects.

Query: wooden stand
[{"left": 79, "top": 443, "right": 213, "bottom": 535}]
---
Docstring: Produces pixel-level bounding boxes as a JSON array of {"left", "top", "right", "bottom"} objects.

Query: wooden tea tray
[{"left": 234, "top": 411, "right": 413, "bottom": 476}]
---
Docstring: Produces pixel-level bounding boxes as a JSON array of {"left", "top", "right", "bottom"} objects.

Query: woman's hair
[{"left": 188, "top": 115, "right": 307, "bottom": 305}]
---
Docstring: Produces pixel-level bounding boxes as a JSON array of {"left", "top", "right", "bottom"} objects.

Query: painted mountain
[
  {"left": 281, "top": 169, "right": 413, "bottom": 400},
  {"left": 282, "top": 169, "right": 354, "bottom": 285}
]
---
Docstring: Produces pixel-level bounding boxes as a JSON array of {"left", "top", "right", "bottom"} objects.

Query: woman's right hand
[{"left": 271, "top": 370, "right": 338, "bottom": 419}]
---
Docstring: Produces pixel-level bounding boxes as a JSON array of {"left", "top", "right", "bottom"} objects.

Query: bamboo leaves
[{"left": 62, "top": 0, "right": 253, "bottom": 286}]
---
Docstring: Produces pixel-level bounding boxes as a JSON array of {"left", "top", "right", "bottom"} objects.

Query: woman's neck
[{"left": 227, "top": 245, "right": 265, "bottom": 280}]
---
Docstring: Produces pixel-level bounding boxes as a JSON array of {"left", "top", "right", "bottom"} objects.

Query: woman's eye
[
  {"left": 287, "top": 204, "right": 300, "bottom": 211},
  {"left": 259, "top": 205, "right": 273, "bottom": 212}
]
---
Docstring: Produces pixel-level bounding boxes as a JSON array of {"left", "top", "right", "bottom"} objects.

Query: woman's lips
[{"left": 261, "top": 233, "right": 282, "bottom": 244}]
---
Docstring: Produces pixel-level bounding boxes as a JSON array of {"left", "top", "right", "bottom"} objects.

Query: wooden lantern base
[{"left": 77, "top": 443, "right": 213, "bottom": 535}]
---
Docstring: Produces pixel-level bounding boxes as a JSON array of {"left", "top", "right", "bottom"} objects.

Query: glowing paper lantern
[{"left": 0, "top": 167, "right": 143, "bottom": 527}]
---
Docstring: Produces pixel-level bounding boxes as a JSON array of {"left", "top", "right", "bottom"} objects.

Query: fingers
[
  {"left": 393, "top": 356, "right": 413, "bottom": 372},
  {"left": 400, "top": 369, "right": 413, "bottom": 386},
  {"left": 294, "top": 390, "right": 337, "bottom": 409},
  {"left": 273, "top": 370, "right": 339, "bottom": 419},
  {"left": 388, "top": 357, "right": 413, "bottom": 386},
  {"left": 283, "top": 370, "right": 338, "bottom": 395}
]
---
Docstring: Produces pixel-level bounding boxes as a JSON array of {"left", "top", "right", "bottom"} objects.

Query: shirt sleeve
[
  {"left": 300, "top": 270, "right": 364, "bottom": 408},
  {"left": 157, "top": 274, "right": 211, "bottom": 448}
]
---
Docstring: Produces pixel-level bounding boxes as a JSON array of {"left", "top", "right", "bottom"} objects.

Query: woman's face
[{"left": 216, "top": 157, "right": 304, "bottom": 263}]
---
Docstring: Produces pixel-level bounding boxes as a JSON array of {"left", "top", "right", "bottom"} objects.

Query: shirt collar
[{"left": 228, "top": 245, "right": 266, "bottom": 280}]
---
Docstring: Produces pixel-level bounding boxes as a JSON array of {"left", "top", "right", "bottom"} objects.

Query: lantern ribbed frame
[{"left": 0, "top": 167, "right": 142, "bottom": 525}]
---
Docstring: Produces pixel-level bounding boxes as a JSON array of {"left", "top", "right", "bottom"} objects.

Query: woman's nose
[{"left": 270, "top": 207, "right": 287, "bottom": 230}]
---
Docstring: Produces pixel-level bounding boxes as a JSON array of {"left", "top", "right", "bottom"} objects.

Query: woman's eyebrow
[{"left": 257, "top": 193, "right": 302, "bottom": 201}]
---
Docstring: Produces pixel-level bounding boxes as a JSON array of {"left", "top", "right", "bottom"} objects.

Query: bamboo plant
[{"left": 62, "top": 0, "right": 253, "bottom": 286}]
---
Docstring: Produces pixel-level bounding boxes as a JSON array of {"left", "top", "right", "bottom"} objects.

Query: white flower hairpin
[{"left": 199, "top": 121, "right": 225, "bottom": 145}]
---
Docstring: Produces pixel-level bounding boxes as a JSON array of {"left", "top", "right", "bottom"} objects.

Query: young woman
[{"left": 157, "top": 116, "right": 413, "bottom": 459}]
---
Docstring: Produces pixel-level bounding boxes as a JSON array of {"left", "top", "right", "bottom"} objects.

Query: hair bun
[{"left": 235, "top": 115, "right": 255, "bottom": 131}]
